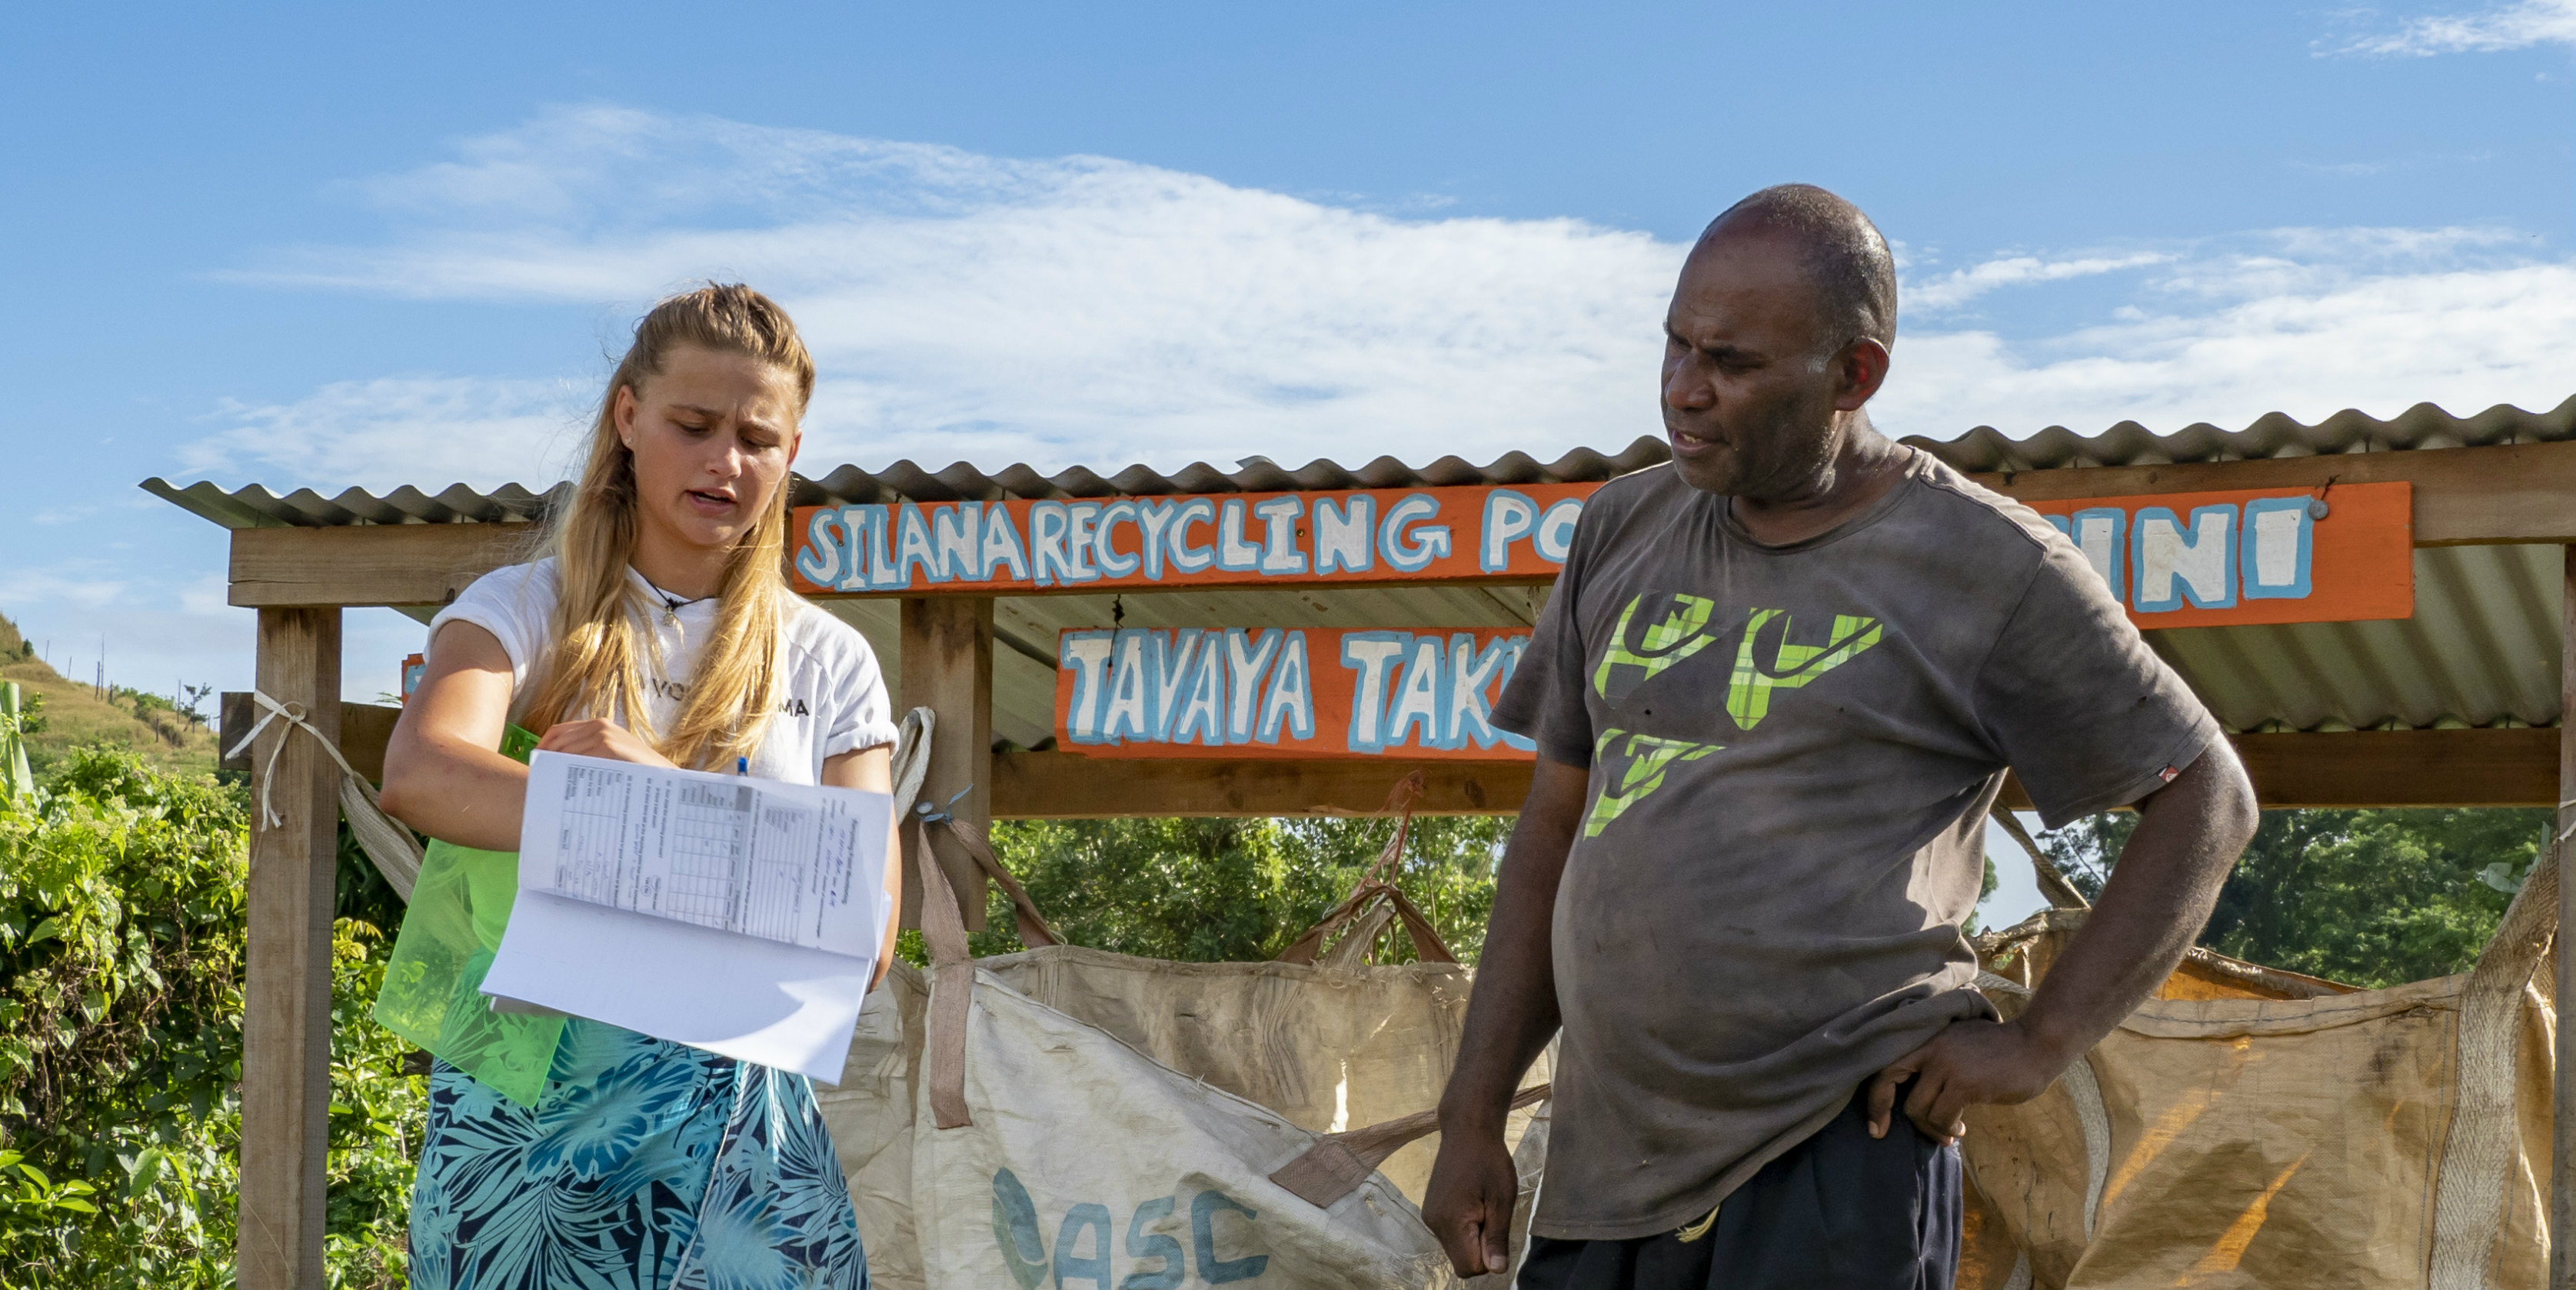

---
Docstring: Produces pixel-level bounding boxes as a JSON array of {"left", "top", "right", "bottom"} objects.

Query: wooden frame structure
[{"left": 164, "top": 406, "right": 2576, "bottom": 1287}]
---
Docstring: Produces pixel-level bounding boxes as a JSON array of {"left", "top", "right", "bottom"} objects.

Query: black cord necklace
[{"left": 641, "top": 578, "right": 717, "bottom": 628}]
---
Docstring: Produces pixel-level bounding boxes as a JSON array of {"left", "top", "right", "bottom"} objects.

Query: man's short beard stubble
[{"left": 1666, "top": 375, "right": 1845, "bottom": 503}]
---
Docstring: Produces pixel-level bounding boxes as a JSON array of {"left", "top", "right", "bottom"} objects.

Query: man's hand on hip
[
  {"left": 1870, "top": 743, "right": 2258, "bottom": 1145},
  {"left": 1865, "top": 1017, "right": 2062, "bottom": 1144}
]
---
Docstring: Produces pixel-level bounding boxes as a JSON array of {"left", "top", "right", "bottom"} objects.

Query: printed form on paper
[{"left": 479, "top": 751, "right": 895, "bottom": 1085}]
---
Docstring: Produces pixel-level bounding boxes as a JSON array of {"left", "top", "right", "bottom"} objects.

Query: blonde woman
[{"left": 378, "top": 285, "right": 900, "bottom": 1289}]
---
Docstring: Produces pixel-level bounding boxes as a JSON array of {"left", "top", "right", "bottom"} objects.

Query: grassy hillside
[{"left": 0, "top": 612, "right": 221, "bottom": 780}]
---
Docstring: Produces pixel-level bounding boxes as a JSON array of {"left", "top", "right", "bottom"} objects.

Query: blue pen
[{"left": 737, "top": 756, "right": 749, "bottom": 776}]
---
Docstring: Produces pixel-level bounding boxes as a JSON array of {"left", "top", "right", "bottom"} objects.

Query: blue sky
[{"left": 7, "top": 2, "right": 2574, "bottom": 919}]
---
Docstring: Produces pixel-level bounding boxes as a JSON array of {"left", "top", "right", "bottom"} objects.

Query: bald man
[{"left": 1422, "top": 185, "right": 2258, "bottom": 1290}]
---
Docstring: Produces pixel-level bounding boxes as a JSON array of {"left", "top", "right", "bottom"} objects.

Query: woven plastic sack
[
  {"left": 820, "top": 807, "right": 1548, "bottom": 1289},
  {"left": 1954, "top": 851, "right": 2558, "bottom": 1290}
]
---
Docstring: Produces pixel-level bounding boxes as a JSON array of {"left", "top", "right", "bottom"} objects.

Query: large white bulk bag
[{"left": 820, "top": 807, "right": 1546, "bottom": 1288}]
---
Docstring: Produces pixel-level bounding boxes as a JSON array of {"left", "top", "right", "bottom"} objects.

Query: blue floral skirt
[{"left": 408, "top": 1018, "right": 867, "bottom": 1290}]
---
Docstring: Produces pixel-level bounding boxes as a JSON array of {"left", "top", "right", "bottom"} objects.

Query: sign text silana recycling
[{"left": 797, "top": 479, "right": 2411, "bottom": 628}]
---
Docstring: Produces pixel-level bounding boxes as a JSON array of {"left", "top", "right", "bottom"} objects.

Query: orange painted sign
[
  {"left": 788, "top": 484, "right": 1596, "bottom": 595},
  {"left": 794, "top": 478, "right": 2415, "bottom": 630},
  {"left": 2022, "top": 481, "right": 2412, "bottom": 628},
  {"left": 1053, "top": 625, "right": 1536, "bottom": 759}
]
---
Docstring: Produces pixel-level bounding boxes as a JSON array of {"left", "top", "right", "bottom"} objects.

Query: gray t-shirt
[{"left": 1493, "top": 449, "right": 2218, "bottom": 1240}]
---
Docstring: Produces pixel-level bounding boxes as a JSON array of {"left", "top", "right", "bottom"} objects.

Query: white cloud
[
  {"left": 0, "top": 567, "right": 126, "bottom": 612},
  {"left": 227, "top": 105, "right": 1679, "bottom": 478},
  {"left": 1905, "top": 252, "right": 2171, "bottom": 314},
  {"left": 181, "top": 375, "right": 590, "bottom": 492},
  {"left": 202, "top": 106, "right": 2576, "bottom": 484},
  {"left": 1875, "top": 256, "right": 2576, "bottom": 437},
  {"left": 2340, "top": 0, "right": 2576, "bottom": 54}
]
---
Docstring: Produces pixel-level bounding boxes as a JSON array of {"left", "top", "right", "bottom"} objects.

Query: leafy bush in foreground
[{"left": 0, "top": 748, "right": 422, "bottom": 1288}]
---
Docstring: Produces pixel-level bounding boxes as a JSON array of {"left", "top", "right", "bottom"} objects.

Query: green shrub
[
  {"left": 0, "top": 748, "right": 423, "bottom": 1288},
  {"left": 2042, "top": 805, "right": 2556, "bottom": 988},
  {"left": 908, "top": 813, "right": 1513, "bottom": 965}
]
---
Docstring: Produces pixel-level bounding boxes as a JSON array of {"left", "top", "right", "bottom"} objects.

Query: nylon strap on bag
[
  {"left": 934, "top": 814, "right": 1061, "bottom": 950},
  {"left": 1985, "top": 802, "right": 2088, "bottom": 912},
  {"left": 916, "top": 810, "right": 1068, "bottom": 1130},
  {"left": 1269, "top": 1082, "right": 1552, "bottom": 1208},
  {"left": 917, "top": 812, "right": 978, "bottom": 1129},
  {"left": 1275, "top": 882, "right": 1458, "bottom": 966},
  {"left": 1273, "top": 770, "right": 1460, "bottom": 966}
]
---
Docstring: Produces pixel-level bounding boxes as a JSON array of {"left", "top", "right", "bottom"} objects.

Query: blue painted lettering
[
  {"left": 1339, "top": 632, "right": 1409, "bottom": 753},
  {"left": 1224, "top": 628, "right": 1282, "bottom": 742},
  {"left": 1190, "top": 1191, "right": 1270, "bottom": 1285},
  {"left": 1029, "top": 503, "right": 1077, "bottom": 587},
  {"left": 794, "top": 508, "right": 844, "bottom": 587},
  {"left": 1479, "top": 489, "right": 1538, "bottom": 572},
  {"left": 1216, "top": 499, "right": 1262, "bottom": 572},
  {"left": 1377, "top": 494, "right": 1450, "bottom": 573},
  {"left": 1055, "top": 1202, "right": 1113, "bottom": 1290},
  {"left": 1252, "top": 497, "right": 1306, "bottom": 575},
  {"left": 1312, "top": 495, "right": 1374, "bottom": 575},
  {"left": 1258, "top": 632, "right": 1316, "bottom": 742},
  {"left": 1097, "top": 501, "right": 1142, "bottom": 578},
  {"left": 933, "top": 502, "right": 983, "bottom": 582},
  {"left": 1169, "top": 499, "right": 1217, "bottom": 574}
]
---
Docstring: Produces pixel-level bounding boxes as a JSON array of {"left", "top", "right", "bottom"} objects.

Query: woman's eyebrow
[{"left": 667, "top": 402, "right": 784, "bottom": 437}]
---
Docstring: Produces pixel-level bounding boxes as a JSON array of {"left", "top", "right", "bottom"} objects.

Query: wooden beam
[
  {"left": 309, "top": 718, "right": 2563, "bottom": 818},
  {"left": 994, "top": 727, "right": 2563, "bottom": 818},
  {"left": 900, "top": 597, "right": 993, "bottom": 930},
  {"left": 2553, "top": 545, "right": 2575, "bottom": 1288},
  {"left": 1966, "top": 438, "right": 2576, "bottom": 547},
  {"left": 2230, "top": 727, "right": 2561, "bottom": 808},
  {"left": 994, "top": 752, "right": 1533, "bottom": 817},
  {"left": 229, "top": 523, "right": 532, "bottom": 608},
  {"left": 237, "top": 608, "right": 340, "bottom": 1289}
]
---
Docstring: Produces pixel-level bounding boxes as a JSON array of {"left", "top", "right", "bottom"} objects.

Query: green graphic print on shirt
[
  {"left": 1583, "top": 595, "right": 1887, "bottom": 834},
  {"left": 1726, "top": 608, "right": 1885, "bottom": 730},
  {"left": 1586, "top": 729, "right": 1723, "bottom": 836},
  {"left": 1591, "top": 593, "right": 1722, "bottom": 698}
]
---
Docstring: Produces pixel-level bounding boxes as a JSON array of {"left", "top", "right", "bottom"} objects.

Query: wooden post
[
  {"left": 238, "top": 608, "right": 341, "bottom": 1289},
  {"left": 900, "top": 596, "right": 993, "bottom": 932},
  {"left": 2556, "top": 545, "right": 2576, "bottom": 1288}
]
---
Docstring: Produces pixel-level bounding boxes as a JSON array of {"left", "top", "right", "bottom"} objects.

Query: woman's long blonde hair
[{"left": 521, "top": 284, "right": 815, "bottom": 771}]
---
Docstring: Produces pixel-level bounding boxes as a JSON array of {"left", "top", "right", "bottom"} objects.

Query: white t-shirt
[{"left": 428, "top": 558, "right": 897, "bottom": 784}]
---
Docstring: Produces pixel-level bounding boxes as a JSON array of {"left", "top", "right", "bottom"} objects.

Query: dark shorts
[{"left": 1516, "top": 1081, "right": 1959, "bottom": 1290}]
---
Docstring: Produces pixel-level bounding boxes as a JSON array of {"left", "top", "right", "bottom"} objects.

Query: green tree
[
  {"left": 0, "top": 748, "right": 422, "bottom": 1288},
  {"left": 2039, "top": 806, "right": 2554, "bottom": 988},
  {"left": 909, "top": 814, "right": 1513, "bottom": 965}
]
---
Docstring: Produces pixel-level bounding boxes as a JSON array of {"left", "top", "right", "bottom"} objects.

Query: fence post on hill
[
  {"left": 2555, "top": 545, "right": 2575, "bottom": 1289},
  {"left": 900, "top": 595, "right": 993, "bottom": 931},
  {"left": 238, "top": 607, "right": 341, "bottom": 1290}
]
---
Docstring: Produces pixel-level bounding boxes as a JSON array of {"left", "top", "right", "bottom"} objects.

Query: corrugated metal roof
[
  {"left": 148, "top": 396, "right": 2574, "bottom": 742},
  {"left": 140, "top": 395, "right": 2576, "bottom": 530},
  {"left": 1923, "top": 395, "right": 2576, "bottom": 473},
  {"left": 2154, "top": 544, "right": 2563, "bottom": 733}
]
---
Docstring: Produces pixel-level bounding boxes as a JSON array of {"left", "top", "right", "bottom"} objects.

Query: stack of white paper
[{"left": 481, "top": 751, "right": 894, "bottom": 1085}]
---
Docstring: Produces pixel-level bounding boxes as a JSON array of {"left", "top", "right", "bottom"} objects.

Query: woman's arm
[
  {"left": 820, "top": 745, "right": 905, "bottom": 992},
  {"left": 380, "top": 622, "right": 531, "bottom": 851}
]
